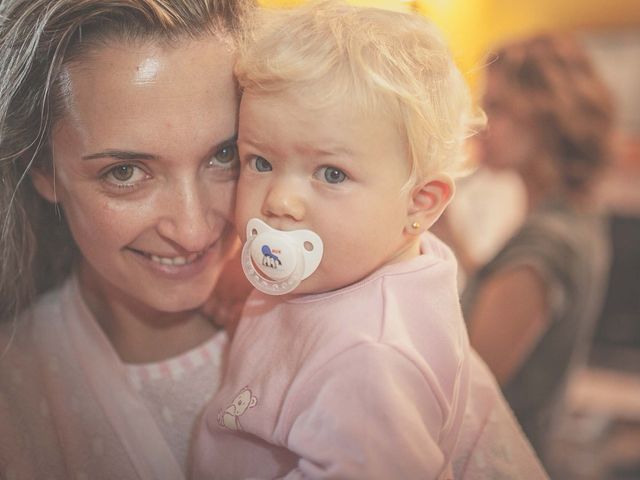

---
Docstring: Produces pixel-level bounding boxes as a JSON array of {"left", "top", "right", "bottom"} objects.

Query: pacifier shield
[{"left": 241, "top": 218, "right": 323, "bottom": 296}]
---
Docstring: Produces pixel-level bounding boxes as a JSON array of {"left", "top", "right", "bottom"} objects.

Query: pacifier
[{"left": 241, "top": 218, "right": 323, "bottom": 295}]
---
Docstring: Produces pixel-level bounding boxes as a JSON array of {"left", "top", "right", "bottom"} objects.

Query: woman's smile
[{"left": 126, "top": 243, "right": 217, "bottom": 279}]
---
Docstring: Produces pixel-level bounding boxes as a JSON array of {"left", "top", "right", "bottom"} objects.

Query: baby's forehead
[
  {"left": 241, "top": 84, "right": 401, "bottom": 124},
  {"left": 238, "top": 87, "right": 413, "bottom": 168}
]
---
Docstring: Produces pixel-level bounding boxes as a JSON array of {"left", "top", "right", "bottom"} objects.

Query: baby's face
[{"left": 236, "top": 91, "right": 417, "bottom": 295}]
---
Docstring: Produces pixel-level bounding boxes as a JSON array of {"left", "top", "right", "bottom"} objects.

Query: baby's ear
[
  {"left": 30, "top": 167, "right": 57, "bottom": 203},
  {"left": 405, "top": 174, "right": 454, "bottom": 235}
]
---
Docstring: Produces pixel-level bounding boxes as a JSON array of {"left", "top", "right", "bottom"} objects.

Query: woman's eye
[
  {"left": 318, "top": 166, "right": 347, "bottom": 184},
  {"left": 208, "top": 144, "right": 238, "bottom": 168},
  {"left": 251, "top": 156, "right": 272, "bottom": 172},
  {"left": 103, "top": 164, "right": 148, "bottom": 187}
]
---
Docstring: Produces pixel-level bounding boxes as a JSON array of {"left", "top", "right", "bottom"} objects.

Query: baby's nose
[{"left": 262, "top": 178, "right": 306, "bottom": 222}]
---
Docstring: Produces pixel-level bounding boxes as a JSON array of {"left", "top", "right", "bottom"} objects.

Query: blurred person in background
[{"left": 442, "top": 32, "right": 616, "bottom": 465}]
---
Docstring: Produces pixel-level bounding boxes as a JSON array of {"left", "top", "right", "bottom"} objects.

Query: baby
[{"left": 192, "top": 1, "right": 548, "bottom": 478}]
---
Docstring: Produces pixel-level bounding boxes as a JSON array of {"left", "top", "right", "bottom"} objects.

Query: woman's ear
[
  {"left": 30, "top": 168, "right": 58, "bottom": 203},
  {"left": 405, "top": 174, "right": 455, "bottom": 235}
]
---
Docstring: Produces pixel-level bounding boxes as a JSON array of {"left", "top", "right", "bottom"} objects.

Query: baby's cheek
[
  {"left": 234, "top": 191, "right": 258, "bottom": 230},
  {"left": 313, "top": 254, "right": 355, "bottom": 291}
]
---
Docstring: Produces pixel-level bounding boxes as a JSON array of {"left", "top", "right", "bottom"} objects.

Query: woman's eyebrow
[
  {"left": 81, "top": 150, "right": 158, "bottom": 161},
  {"left": 82, "top": 135, "right": 238, "bottom": 162},
  {"left": 214, "top": 134, "right": 238, "bottom": 149},
  {"left": 204, "top": 134, "right": 237, "bottom": 153}
]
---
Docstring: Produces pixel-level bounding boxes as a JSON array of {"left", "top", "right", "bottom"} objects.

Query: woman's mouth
[
  {"left": 147, "top": 251, "right": 204, "bottom": 266},
  {"left": 126, "top": 246, "right": 214, "bottom": 278}
]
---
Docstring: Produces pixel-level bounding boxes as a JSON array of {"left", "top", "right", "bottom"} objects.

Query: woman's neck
[
  {"left": 520, "top": 168, "right": 596, "bottom": 214},
  {"left": 518, "top": 151, "right": 601, "bottom": 214},
  {"left": 519, "top": 154, "right": 564, "bottom": 212},
  {"left": 77, "top": 263, "right": 217, "bottom": 364}
]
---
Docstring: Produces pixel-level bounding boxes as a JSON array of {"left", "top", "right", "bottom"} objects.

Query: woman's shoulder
[
  {"left": 525, "top": 199, "right": 607, "bottom": 243},
  {"left": 0, "top": 279, "right": 86, "bottom": 479},
  {"left": 488, "top": 202, "right": 605, "bottom": 272},
  {"left": 0, "top": 279, "right": 71, "bottom": 360}
]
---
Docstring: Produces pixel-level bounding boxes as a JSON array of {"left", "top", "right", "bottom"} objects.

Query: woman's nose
[
  {"left": 262, "top": 177, "right": 305, "bottom": 222},
  {"left": 156, "top": 180, "right": 219, "bottom": 253}
]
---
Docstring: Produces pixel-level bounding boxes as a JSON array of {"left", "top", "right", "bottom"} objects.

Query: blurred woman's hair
[
  {"left": 0, "top": 0, "right": 254, "bottom": 320},
  {"left": 485, "top": 33, "right": 615, "bottom": 192}
]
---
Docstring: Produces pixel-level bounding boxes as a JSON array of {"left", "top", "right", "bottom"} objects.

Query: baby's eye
[
  {"left": 317, "top": 166, "right": 347, "bottom": 184},
  {"left": 102, "top": 164, "right": 148, "bottom": 188},
  {"left": 250, "top": 156, "right": 272, "bottom": 172},
  {"left": 208, "top": 144, "right": 238, "bottom": 169}
]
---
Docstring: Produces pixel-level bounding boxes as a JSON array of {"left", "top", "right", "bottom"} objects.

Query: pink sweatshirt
[{"left": 193, "top": 234, "right": 470, "bottom": 479}]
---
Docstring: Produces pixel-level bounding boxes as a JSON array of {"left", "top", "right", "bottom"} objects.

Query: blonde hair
[
  {"left": 485, "top": 33, "right": 614, "bottom": 191},
  {"left": 235, "top": 0, "right": 483, "bottom": 186},
  {"left": 0, "top": 0, "right": 254, "bottom": 320}
]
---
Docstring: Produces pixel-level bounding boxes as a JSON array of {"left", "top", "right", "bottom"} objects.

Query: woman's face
[
  {"left": 34, "top": 36, "right": 240, "bottom": 314},
  {"left": 476, "top": 71, "right": 537, "bottom": 172}
]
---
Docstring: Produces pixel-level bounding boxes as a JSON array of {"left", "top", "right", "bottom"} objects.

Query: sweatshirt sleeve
[{"left": 277, "top": 342, "right": 453, "bottom": 480}]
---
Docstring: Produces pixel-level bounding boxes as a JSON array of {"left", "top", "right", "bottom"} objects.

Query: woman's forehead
[
  {"left": 61, "top": 36, "right": 235, "bottom": 113},
  {"left": 54, "top": 36, "right": 238, "bottom": 160}
]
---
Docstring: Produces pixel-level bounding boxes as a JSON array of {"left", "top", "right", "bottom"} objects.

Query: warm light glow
[{"left": 259, "top": 0, "right": 640, "bottom": 90}]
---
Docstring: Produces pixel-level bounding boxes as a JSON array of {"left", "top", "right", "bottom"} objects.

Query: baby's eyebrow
[{"left": 299, "top": 145, "right": 354, "bottom": 157}]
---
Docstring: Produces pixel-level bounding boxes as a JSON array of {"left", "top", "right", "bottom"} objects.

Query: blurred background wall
[{"left": 259, "top": 0, "right": 640, "bottom": 89}]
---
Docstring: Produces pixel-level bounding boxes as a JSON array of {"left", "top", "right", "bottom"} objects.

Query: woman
[
  {"left": 460, "top": 33, "right": 614, "bottom": 463},
  {"left": 0, "top": 1, "right": 252, "bottom": 478}
]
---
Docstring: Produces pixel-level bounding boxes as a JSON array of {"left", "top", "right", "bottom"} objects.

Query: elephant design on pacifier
[{"left": 261, "top": 245, "right": 282, "bottom": 269}]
